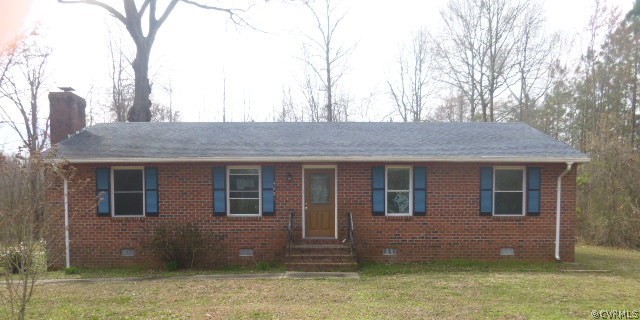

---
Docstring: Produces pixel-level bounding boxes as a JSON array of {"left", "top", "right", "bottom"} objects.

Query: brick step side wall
[{"left": 286, "top": 243, "right": 357, "bottom": 272}]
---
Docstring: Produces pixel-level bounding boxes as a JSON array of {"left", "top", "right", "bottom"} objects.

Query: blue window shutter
[
  {"left": 213, "top": 166, "right": 226, "bottom": 216},
  {"left": 413, "top": 167, "right": 427, "bottom": 216},
  {"left": 372, "top": 167, "right": 385, "bottom": 216},
  {"left": 480, "top": 167, "right": 493, "bottom": 216},
  {"left": 262, "top": 166, "right": 275, "bottom": 216},
  {"left": 527, "top": 167, "right": 541, "bottom": 216},
  {"left": 96, "top": 168, "right": 110, "bottom": 217},
  {"left": 145, "top": 167, "right": 159, "bottom": 216}
]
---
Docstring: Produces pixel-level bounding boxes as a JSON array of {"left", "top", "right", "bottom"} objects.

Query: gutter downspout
[
  {"left": 555, "top": 162, "right": 573, "bottom": 261},
  {"left": 63, "top": 178, "right": 70, "bottom": 268}
]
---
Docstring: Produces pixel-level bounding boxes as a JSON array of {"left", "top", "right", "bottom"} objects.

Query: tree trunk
[
  {"left": 481, "top": 99, "right": 488, "bottom": 122},
  {"left": 128, "top": 47, "right": 152, "bottom": 122},
  {"left": 489, "top": 92, "right": 495, "bottom": 122},
  {"left": 519, "top": 62, "right": 525, "bottom": 122},
  {"left": 325, "top": 47, "right": 333, "bottom": 122},
  {"left": 632, "top": 44, "right": 638, "bottom": 150}
]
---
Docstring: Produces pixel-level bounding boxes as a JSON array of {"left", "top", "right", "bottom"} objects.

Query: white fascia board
[{"left": 59, "top": 156, "right": 591, "bottom": 164}]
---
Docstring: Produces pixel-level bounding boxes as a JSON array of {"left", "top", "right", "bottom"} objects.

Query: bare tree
[
  {"left": 510, "top": 4, "right": 557, "bottom": 122},
  {"left": 433, "top": 91, "right": 468, "bottom": 122},
  {"left": 274, "top": 87, "right": 301, "bottom": 122},
  {"left": 332, "top": 90, "right": 351, "bottom": 122},
  {"left": 105, "top": 23, "right": 182, "bottom": 124},
  {"left": 222, "top": 72, "right": 227, "bottom": 123},
  {"left": 0, "top": 154, "right": 91, "bottom": 320},
  {"left": 301, "top": 68, "right": 322, "bottom": 122},
  {"left": 436, "top": 0, "right": 532, "bottom": 122},
  {"left": 388, "top": 29, "right": 434, "bottom": 122},
  {"left": 156, "top": 81, "right": 180, "bottom": 122},
  {"left": 483, "top": 0, "right": 527, "bottom": 121},
  {"left": 0, "top": 34, "right": 51, "bottom": 156},
  {"left": 150, "top": 102, "right": 180, "bottom": 122},
  {"left": 58, "top": 0, "right": 254, "bottom": 122},
  {"left": 300, "top": 0, "right": 350, "bottom": 122},
  {"left": 0, "top": 41, "right": 17, "bottom": 87},
  {"left": 241, "top": 98, "right": 254, "bottom": 123},
  {"left": 106, "top": 27, "right": 134, "bottom": 122},
  {"left": 435, "top": 0, "right": 483, "bottom": 120},
  {"left": 351, "top": 92, "right": 374, "bottom": 121}
]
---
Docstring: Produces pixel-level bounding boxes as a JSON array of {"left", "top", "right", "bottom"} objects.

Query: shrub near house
[{"left": 47, "top": 91, "right": 588, "bottom": 269}]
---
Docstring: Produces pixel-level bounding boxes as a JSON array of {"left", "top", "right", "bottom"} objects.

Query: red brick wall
[
  {"left": 49, "top": 162, "right": 576, "bottom": 268},
  {"left": 340, "top": 163, "right": 576, "bottom": 263}
]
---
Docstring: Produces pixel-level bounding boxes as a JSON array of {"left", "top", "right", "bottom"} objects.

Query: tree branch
[
  {"left": 57, "top": 0, "right": 127, "bottom": 24},
  {"left": 139, "top": 0, "right": 152, "bottom": 17},
  {"left": 156, "top": 0, "right": 180, "bottom": 29},
  {"left": 180, "top": 0, "right": 243, "bottom": 14}
]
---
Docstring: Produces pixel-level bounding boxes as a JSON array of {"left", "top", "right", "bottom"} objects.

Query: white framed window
[
  {"left": 111, "top": 167, "right": 145, "bottom": 217},
  {"left": 227, "top": 166, "right": 261, "bottom": 216},
  {"left": 385, "top": 166, "right": 412, "bottom": 216},
  {"left": 493, "top": 166, "right": 525, "bottom": 216}
]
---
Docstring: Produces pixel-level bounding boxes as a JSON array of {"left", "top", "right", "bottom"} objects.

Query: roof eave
[{"left": 55, "top": 156, "right": 591, "bottom": 164}]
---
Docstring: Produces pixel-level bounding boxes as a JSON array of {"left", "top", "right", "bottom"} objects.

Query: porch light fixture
[{"left": 287, "top": 172, "right": 292, "bottom": 182}]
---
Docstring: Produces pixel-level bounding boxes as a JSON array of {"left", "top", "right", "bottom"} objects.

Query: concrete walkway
[{"left": 37, "top": 271, "right": 359, "bottom": 285}]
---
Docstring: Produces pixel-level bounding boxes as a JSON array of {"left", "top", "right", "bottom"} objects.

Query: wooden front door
[{"left": 304, "top": 168, "right": 335, "bottom": 238}]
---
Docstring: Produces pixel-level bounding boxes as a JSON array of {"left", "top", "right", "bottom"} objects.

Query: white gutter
[
  {"left": 56, "top": 156, "right": 591, "bottom": 164},
  {"left": 555, "top": 162, "right": 573, "bottom": 261},
  {"left": 64, "top": 178, "right": 70, "bottom": 268}
]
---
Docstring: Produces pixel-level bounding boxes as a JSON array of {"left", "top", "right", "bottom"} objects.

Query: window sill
[
  {"left": 491, "top": 215, "right": 526, "bottom": 221},
  {"left": 225, "top": 216, "right": 263, "bottom": 220},
  {"left": 385, "top": 215, "right": 414, "bottom": 221},
  {"left": 111, "top": 216, "right": 145, "bottom": 221}
]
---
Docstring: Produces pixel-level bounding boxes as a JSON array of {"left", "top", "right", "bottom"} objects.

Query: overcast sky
[{"left": 0, "top": 0, "right": 635, "bottom": 152}]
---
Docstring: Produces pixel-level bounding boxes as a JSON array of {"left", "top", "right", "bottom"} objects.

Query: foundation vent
[
  {"left": 383, "top": 248, "right": 397, "bottom": 256},
  {"left": 500, "top": 248, "right": 515, "bottom": 256},
  {"left": 120, "top": 248, "right": 136, "bottom": 257},
  {"left": 239, "top": 249, "right": 254, "bottom": 257}
]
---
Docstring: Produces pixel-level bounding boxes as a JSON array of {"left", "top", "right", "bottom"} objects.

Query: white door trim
[{"left": 302, "top": 164, "right": 338, "bottom": 239}]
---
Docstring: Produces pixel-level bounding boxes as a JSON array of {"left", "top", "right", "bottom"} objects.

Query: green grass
[
  {"left": 23, "top": 245, "right": 640, "bottom": 319},
  {"left": 359, "top": 258, "right": 561, "bottom": 276},
  {"left": 43, "top": 263, "right": 285, "bottom": 280},
  {"left": 571, "top": 244, "right": 640, "bottom": 276}
]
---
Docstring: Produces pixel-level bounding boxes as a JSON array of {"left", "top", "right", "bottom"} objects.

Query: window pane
[
  {"left": 495, "top": 169, "right": 523, "bottom": 191},
  {"left": 114, "top": 170, "right": 143, "bottom": 191},
  {"left": 114, "top": 193, "right": 143, "bottom": 216},
  {"left": 494, "top": 192, "right": 523, "bottom": 215},
  {"left": 230, "top": 168, "right": 259, "bottom": 175},
  {"left": 229, "top": 191, "right": 260, "bottom": 199},
  {"left": 230, "top": 199, "right": 259, "bottom": 215},
  {"left": 310, "top": 174, "right": 329, "bottom": 204},
  {"left": 387, "top": 191, "right": 410, "bottom": 214},
  {"left": 229, "top": 175, "right": 259, "bottom": 191},
  {"left": 387, "top": 168, "right": 410, "bottom": 190}
]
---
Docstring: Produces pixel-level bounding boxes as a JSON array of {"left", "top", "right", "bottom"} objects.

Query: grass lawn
[
  {"left": 43, "top": 262, "right": 285, "bottom": 280},
  {"left": 25, "top": 245, "right": 640, "bottom": 319}
]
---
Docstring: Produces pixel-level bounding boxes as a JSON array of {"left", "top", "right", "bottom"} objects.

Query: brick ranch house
[{"left": 48, "top": 91, "right": 589, "bottom": 271}]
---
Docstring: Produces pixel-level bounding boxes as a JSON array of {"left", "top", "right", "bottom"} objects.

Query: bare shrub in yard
[
  {"left": 0, "top": 152, "right": 89, "bottom": 320},
  {"left": 147, "top": 222, "right": 225, "bottom": 270},
  {"left": 578, "top": 137, "right": 640, "bottom": 248}
]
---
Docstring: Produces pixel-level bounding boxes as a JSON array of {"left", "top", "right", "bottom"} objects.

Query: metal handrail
[
  {"left": 346, "top": 212, "right": 355, "bottom": 256},
  {"left": 288, "top": 211, "right": 294, "bottom": 257}
]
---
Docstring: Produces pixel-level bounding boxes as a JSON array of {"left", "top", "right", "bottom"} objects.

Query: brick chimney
[{"left": 48, "top": 90, "right": 86, "bottom": 145}]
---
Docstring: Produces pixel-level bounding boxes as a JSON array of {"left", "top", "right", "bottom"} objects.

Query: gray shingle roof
[{"left": 55, "top": 122, "right": 589, "bottom": 163}]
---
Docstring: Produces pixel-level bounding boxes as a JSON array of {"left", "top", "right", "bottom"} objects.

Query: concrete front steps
[{"left": 286, "top": 241, "right": 358, "bottom": 272}]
